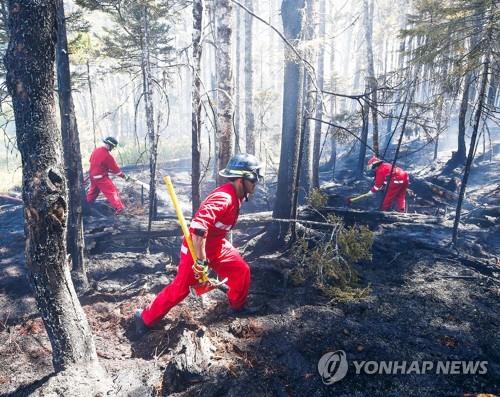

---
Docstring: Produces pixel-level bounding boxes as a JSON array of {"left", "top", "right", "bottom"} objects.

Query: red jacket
[
  {"left": 187, "top": 183, "right": 242, "bottom": 257},
  {"left": 88, "top": 146, "right": 122, "bottom": 179},
  {"left": 371, "top": 162, "right": 409, "bottom": 193}
]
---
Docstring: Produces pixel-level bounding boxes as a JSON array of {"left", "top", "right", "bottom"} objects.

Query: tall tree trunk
[
  {"left": 451, "top": 72, "right": 472, "bottom": 167},
  {"left": 363, "top": 0, "right": 378, "bottom": 155},
  {"left": 433, "top": 96, "right": 444, "bottom": 161},
  {"left": 384, "top": 3, "right": 407, "bottom": 151},
  {"left": 486, "top": 61, "right": 498, "bottom": 107},
  {"left": 273, "top": 0, "right": 305, "bottom": 232},
  {"left": 357, "top": 83, "right": 370, "bottom": 176},
  {"left": 244, "top": 0, "right": 255, "bottom": 154},
  {"left": 312, "top": 0, "right": 325, "bottom": 188},
  {"left": 86, "top": 60, "right": 97, "bottom": 147},
  {"left": 4, "top": 0, "right": 98, "bottom": 371},
  {"left": 192, "top": 0, "right": 203, "bottom": 214},
  {"left": 141, "top": 6, "right": 158, "bottom": 234},
  {"left": 327, "top": 27, "right": 337, "bottom": 176},
  {"left": 445, "top": 8, "right": 485, "bottom": 171},
  {"left": 298, "top": 0, "right": 316, "bottom": 202},
  {"left": 452, "top": 51, "right": 491, "bottom": 245},
  {"left": 206, "top": 2, "right": 219, "bottom": 180},
  {"left": 234, "top": 4, "right": 241, "bottom": 151},
  {"left": 0, "top": 2, "right": 8, "bottom": 40},
  {"left": 55, "top": 0, "right": 88, "bottom": 291},
  {"left": 216, "top": 0, "right": 234, "bottom": 184},
  {"left": 299, "top": 73, "right": 314, "bottom": 203}
]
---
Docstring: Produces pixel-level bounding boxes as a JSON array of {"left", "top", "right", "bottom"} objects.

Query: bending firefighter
[
  {"left": 86, "top": 137, "right": 128, "bottom": 214},
  {"left": 134, "top": 153, "right": 264, "bottom": 336},
  {"left": 350, "top": 156, "right": 409, "bottom": 212}
]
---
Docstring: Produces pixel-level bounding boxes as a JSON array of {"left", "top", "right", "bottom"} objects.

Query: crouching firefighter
[
  {"left": 134, "top": 153, "right": 264, "bottom": 336},
  {"left": 365, "top": 156, "right": 409, "bottom": 212},
  {"left": 86, "top": 136, "right": 129, "bottom": 214}
]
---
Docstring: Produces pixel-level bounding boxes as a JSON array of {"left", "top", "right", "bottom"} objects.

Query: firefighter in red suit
[
  {"left": 366, "top": 156, "right": 409, "bottom": 212},
  {"left": 86, "top": 136, "right": 127, "bottom": 213},
  {"left": 134, "top": 153, "right": 263, "bottom": 335}
]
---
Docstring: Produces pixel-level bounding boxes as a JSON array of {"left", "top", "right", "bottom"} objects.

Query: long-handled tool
[
  {"left": 126, "top": 176, "right": 149, "bottom": 190},
  {"left": 126, "top": 175, "right": 171, "bottom": 204},
  {"left": 347, "top": 192, "right": 372, "bottom": 205},
  {"left": 163, "top": 175, "right": 228, "bottom": 296}
]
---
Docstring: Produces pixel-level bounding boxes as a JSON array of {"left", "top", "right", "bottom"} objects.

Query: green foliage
[
  {"left": 76, "top": 0, "right": 178, "bottom": 73},
  {"left": 290, "top": 215, "right": 374, "bottom": 302},
  {"left": 69, "top": 32, "right": 100, "bottom": 64},
  {"left": 403, "top": 0, "right": 498, "bottom": 75},
  {"left": 307, "top": 188, "right": 328, "bottom": 209},
  {"left": 337, "top": 222, "right": 374, "bottom": 265}
]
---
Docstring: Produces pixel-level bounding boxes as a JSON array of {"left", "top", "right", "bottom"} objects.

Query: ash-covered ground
[{"left": 1, "top": 153, "right": 499, "bottom": 397}]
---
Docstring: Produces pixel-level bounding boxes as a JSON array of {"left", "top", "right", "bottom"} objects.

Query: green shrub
[
  {"left": 290, "top": 215, "right": 374, "bottom": 302},
  {"left": 307, "top": 188, "right": 328, "bottom": 209}
]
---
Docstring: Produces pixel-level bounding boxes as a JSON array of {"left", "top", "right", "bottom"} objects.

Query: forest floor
[{"left": 0, "top": 157, "right": 499, "bottom": 397}]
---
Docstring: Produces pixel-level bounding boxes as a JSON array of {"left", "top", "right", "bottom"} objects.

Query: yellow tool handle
[{"left": 163, "top": 176, "right": 197, "bottom": 262}]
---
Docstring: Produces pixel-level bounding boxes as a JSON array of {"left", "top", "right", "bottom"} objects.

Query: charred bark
[
  {"left": 452, "top": 49, "right": 491, "bottom": 245},
  {"left": 356, "top": 84, "right": 370, "bottom": 176},
  {"left": 4, "top": 0, "right": 98, "bottom": 371},
  {"left": 140, "top": 6, "right": 158, "bottom": 235},
  {"left": 55, "top": 0, "right": 88, "bottom": 292},
  {"left": 363, "top": 0, "right": 379, "bottom": 155},
  {"left": 299, "top": 72, "right": 314, "bottom": 204},
  {"left": 446, "top": 72, "right": 471, "bottom": 170},
  {"left": 312, "top": 0, "right": 325, "bottom": 188},
  {"left": 298, "top": 0, "right": 316, "bottom": 203},
  {"left": 272, "top": 0, "right": 305, "bottom": 236}
]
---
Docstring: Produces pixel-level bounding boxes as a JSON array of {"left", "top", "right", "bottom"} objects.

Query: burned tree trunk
[
  {"left": 298, "top": 0, "right": 316, "bottom": 202},
  {"left": 216, "top": 0, "right": 234, "bottom": 184},
  {"left": 363, "top": 0, "right": 379, "bottom": 155},
  {"left": 312, "top": 0, "right": 325, "bottom": 188},
  {"left": 55, "top": 0, "right": 88, "bottom": 292},
  {"left": 86, "top": 60, "right": 97, "bottom": 148},
  {"left": 448, "top": 72, "right": 471, "bottom": 168},
  {"left": 244, "top": 0, "right": 255, "bottom": 154},
  {"left": 234, "top": 4, "right": 241, "bottom": 151},
  {"left": 4, "top": 0, "right": 98, "bottom": 371},
  {"left": 357, "top": 84, "right": 370, "bottom": 176},
  {"left": 273, "top": 0, "right": 305, "bottom": 236},
  {"left": 299, "top": 72, "right": 314, "bottom": 204},
  {"left": 191, "top": 0, "right": 203, "bottom": 214},
  {"left": 141, "top": 6, "right": 158, "bottom": 232},
  {"left": 452, "top": 50, "right": 491, "bottom": 245}
]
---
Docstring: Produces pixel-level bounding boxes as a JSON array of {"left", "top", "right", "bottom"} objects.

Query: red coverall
[
  {"left": 371, "top": 162, "right": 409, "bottom": 212},
  {"left": 141, "top": 183, "right": 251, "bottom": 327},
  {"left": 86, "top": 146, "right": 125, "bottom": 212}
]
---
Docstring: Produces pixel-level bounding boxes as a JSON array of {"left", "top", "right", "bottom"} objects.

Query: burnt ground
[{"left": 0, "top": 158, "right": 499, "bottom": 397}]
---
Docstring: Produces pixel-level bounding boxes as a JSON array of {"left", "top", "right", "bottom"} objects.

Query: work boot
[{"left": 134, "top": 310, "right": 150, "bottom": 337}]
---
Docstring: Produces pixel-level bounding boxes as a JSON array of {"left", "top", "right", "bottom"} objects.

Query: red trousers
[
  {"left": 141, "top": 239, "right": 251, "bottom": 327},
  {"left": 381, "top": 181, "right": 409, "bottom": 212},
  {"left": 86, "top": 176, "right": 125, "bottom": 212}
]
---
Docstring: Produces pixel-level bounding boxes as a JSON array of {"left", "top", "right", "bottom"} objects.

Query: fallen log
[
  {"left": 409, "top": 175, "right": 476, "bottom": 209},
  {"left": 84, "top": 218, "right": 183, "bottom": 252},
  {"left": 237, "top": 207, "right": 444, "bottom": 229}
]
